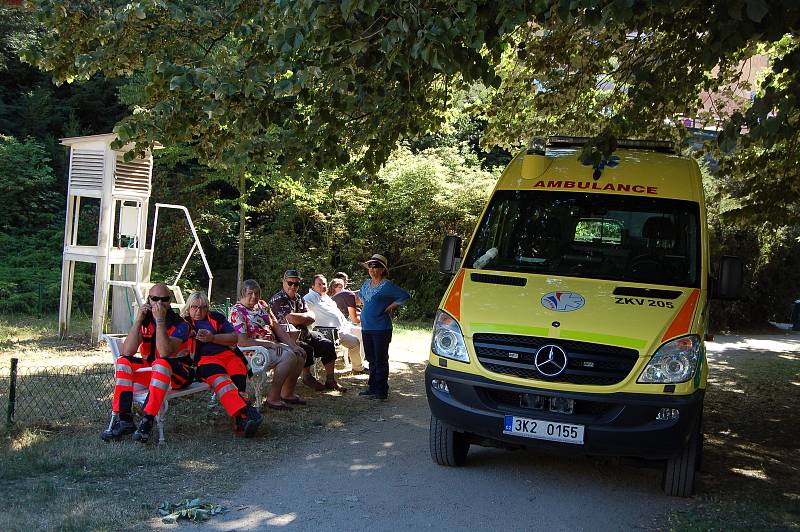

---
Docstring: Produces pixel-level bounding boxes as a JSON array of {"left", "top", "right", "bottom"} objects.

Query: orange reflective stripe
[
  {"left": 443, "top": 269, "right": 465, "bottom": 322},
  {"left": 661, "top": 289, "right": 700, "bottom": 342}
]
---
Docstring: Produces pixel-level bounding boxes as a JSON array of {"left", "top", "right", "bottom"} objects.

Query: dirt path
[{"left": 201, "top": 340, "right": 688, "bottom": 531}]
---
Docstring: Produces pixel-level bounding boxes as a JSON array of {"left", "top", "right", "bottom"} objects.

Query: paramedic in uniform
[
  {"left": 102, "top": 283, "right": 194, "bottom": 443},
  {"left": 182, "top": 291, "right": 263, "bottom": 436}
]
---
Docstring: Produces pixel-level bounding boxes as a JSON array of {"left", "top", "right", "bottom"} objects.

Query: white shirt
[{"left": 303, "top": 290, "right": 350, "bottom": 333}]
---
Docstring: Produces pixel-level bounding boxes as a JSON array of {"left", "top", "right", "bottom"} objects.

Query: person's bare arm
[
  {"left": 196, "top": 329, "right": 237, "bottom": 346},
  {"left": 236, "top": 332, "right": 277, "bottom": 349},
  {"left": 348, "top": 306, "right": 360, "bottom": 324},
  {"left": 152, "top": 304, "right": 181, "bottom": 357},
  {"left": 271, "top": 325, "right": 307, "bottom": 358},
  {"left": 121, "top": 304, "right": 148, "bottom": 355},
  {"left": 285, "top": 311, "right": 315, "bottom": 326}
]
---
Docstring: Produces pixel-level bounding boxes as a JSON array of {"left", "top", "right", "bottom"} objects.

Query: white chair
[
  {"left": 102, "top": 333, "right": 210, "bottom": 444},
  {"left": 238, "top": 343, "right": 292, "bottom": 406}
]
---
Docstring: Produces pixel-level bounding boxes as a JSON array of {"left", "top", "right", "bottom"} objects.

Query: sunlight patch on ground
[
  {"left": 267, "top": 513, "right": 298, "bottom": 526},
  {"left": 707, "top": 336, "right": 800, "bottom": 355},
  {"left": 10, "top": 429, "right": 48, "bottom": 451},
  {"left": 731, "top": 467, "right": 769, "bottom": 481},
  {"left": 349, "top": 463, "right": 381, "bottom": 471},
  {"left": 179, "top": 460, "right": 219, "bottom": 473}
]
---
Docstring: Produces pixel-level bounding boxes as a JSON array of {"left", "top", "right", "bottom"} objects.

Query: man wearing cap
[{"left": 270, "top": 270, "right": 347, "bottom": 392}]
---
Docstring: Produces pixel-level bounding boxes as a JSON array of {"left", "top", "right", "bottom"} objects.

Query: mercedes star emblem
[{"left": 534, "top": 344, "right": 568, "bottom": 377}]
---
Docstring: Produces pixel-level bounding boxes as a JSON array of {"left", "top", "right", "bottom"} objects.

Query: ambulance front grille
[{"left": 473, "top": 333, "right": 639, "bottom": 386}]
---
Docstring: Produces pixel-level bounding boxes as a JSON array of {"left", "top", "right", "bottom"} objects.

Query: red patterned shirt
[{"left": 229, "top": 300, "right": 278, "bottom": 341}]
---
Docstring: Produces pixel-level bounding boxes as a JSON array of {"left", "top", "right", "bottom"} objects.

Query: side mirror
[
  {"left": 712, "top": 255, "right": 743, "bottom": 300},
  {"left": 439, "top": 235, "right": 462, "bottom": 275}
]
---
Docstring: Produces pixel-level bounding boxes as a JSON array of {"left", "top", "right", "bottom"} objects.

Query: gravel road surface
[{"left": 203, "top": 340, "right": 687, "bottom": 531}]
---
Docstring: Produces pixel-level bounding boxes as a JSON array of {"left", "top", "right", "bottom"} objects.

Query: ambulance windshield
[{"left": 464, "top": 190, "right": 701, "bottom": 287}]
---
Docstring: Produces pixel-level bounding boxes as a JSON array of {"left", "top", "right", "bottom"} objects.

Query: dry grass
[
  {"left": 666, "top": 338, "right": 800, "bottom": 531},
  {"left": 0, "top": 316, "right": 432, "bottom": 531}
]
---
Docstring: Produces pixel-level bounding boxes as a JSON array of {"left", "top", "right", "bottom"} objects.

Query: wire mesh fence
[
  {"left": 210, "top": 298, "right": 233, "bottom": 318},
  {"left": 0, "top": 360, "right": 115, "bottom": 430}
]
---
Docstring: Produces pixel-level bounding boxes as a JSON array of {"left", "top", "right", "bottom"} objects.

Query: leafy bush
[
  {"left": 0, "top": 136, "right": 93, "bottom": 314},
  {"left": 244, "top": 144, "right": 498, "bottom": 319}
]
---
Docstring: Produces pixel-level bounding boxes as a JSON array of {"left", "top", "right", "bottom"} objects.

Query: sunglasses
[
  {"left": 286, "top": 281, "right": 301, "bottom": 287},
  {"left": 149, "top": 295, "right": 171, "bottom": 302},
  {"left": 368, "top": 262, "right": 384, "bottom": 269}
]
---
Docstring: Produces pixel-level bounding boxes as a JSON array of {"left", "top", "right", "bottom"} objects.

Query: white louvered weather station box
[{"left": 59, "top": 134, "right": 156, "bottom": 343}]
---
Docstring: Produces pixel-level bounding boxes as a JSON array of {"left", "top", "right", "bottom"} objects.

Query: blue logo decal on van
[{"left": 541, "top": 292, "right": 585, "bottom": 312}]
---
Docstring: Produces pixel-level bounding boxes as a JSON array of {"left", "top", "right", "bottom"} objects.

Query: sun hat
[
  {"left": 362, "top": 254, "right": 389, "bottom": 273},
  {"left": 283, "top": 269, "right": 303, "bottom": 280}
]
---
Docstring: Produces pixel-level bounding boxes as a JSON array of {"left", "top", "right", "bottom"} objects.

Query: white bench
[
  {"left": 239, "top": 343, "right": 292, "bottom": 406},
  {"left": 102, "top": 333, "right": 210, "bottom": 444}
]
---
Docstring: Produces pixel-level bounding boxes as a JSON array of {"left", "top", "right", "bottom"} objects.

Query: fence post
[{"left": 6, "top": 357, "right": 17, "bottom": 427}]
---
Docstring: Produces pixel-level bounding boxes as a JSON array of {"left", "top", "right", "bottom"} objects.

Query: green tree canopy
[{"left": 24, "top": 1, "right": 798, "bottom": 173}]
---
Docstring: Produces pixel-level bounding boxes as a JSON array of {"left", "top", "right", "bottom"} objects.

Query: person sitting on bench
[
  {"left": 102, "top": 283, "right": 194, "bottom": 443},
  {"left": 182, "top": 291, "right": 263, "bottom": 436},
  {"left": 230, "top": 279, "right": 307, "bottom": 410},
  {"left": 304, "top": 274, "right": 367, "bottom": 374}
]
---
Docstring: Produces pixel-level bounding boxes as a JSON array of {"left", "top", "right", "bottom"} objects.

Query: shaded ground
[
  {"left": 667, "top": 335, "right": 800, "bottom": 530},
  {"left": 1, "top": 316, "right": 798, "bottom": 530},
  {"left": 202, "top": 351, "right": 674, "bottom": 532}
]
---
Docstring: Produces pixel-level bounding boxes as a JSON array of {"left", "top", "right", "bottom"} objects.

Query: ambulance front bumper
[{"left": 425, "top": 364, "right": 703, "bottom": 460}]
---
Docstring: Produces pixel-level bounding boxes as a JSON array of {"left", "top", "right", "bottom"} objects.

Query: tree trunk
[{"left": 237, "top": 170, "right": 245, "bottom": 296}]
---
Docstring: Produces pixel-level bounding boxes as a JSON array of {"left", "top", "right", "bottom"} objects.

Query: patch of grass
[
  {"left": 0, "top": 318, "right": 431, "bottom": 530},
  {"left": 667, "top": 347, "right": 800, "bottom": 530}
]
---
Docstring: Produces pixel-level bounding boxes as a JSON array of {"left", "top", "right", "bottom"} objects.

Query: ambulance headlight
[
  {"left": 638, "top": 335, "right": 700, "bottom": 384},
  {"left": 431, "top": 310, "right": 470, "bottom": 363}
]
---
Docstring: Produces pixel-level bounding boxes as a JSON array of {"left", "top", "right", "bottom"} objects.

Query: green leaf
[
  {"left": 340, "top": 0, "right": 355, "bottom": 20},
  {"left": 745, "top": 0, "right": 768, "bottom": 22}
]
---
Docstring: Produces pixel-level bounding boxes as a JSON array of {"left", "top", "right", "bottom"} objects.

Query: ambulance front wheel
[
  {"left": 662, "top": 417, "right": 701, "bottom": 497},
  {"left": 430, "top": 416, "right": 470, "bottom": 466}
]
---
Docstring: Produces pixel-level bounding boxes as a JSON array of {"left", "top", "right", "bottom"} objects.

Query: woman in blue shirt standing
[{"left": 357, "top": 254, "right": 410, "bottom": 401}]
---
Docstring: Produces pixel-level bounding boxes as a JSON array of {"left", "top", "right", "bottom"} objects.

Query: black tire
[
  {"left": 663, "top": 422, "right": 701, "bottom": 497},
  {"left": 429, "top": 416, "right": 470, "bottom": 466}
]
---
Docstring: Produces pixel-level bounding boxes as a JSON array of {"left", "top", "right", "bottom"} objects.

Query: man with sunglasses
[
  {"left": 269, "top": 270, "right": 347, "bottom": 393},
  {"left": 102, "top": 283, "right": 194, "bottom": 442}
]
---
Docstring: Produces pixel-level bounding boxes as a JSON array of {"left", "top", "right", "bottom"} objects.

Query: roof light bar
[
  {"left": 546, "top": 136, "right": 675, "bottom": 153},
  {"left": 527, "top": 137, "right": 547, "bottom": 155}
]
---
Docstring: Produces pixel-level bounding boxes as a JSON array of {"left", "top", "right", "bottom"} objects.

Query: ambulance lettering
[
  {"left": 614, "top": 297, "right": 674, "bottom": 308},
  {"left": 533, "top": 180, "right": 658, "bottom": 195}
]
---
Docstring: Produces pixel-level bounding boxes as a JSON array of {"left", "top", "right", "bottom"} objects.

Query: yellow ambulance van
[{"left": 427, "top": 136, "right": 742, "bottom": 497}]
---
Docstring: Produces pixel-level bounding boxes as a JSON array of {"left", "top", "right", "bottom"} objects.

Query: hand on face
[
  {"left": 151, "top": 301, "right": 168, "bottom": 321},
  {"left": 138, "top": 303, "right": 152, "bottom": 322}
]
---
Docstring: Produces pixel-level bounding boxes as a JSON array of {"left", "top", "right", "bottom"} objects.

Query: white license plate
[{"left": 503, "top": 415, "right": 584, "bottom": 444}]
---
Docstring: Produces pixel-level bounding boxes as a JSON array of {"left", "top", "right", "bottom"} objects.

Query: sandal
[
  {"left": 281, "top": 396, "right": 307, "bottom": 405},
  {"left": 262, "top": 400, "right": 292, "bottom": 411},
  {"left": 324, "top": 380, "right": 348, "bottom": 392},
  {"left": 302, "top": 374, "right": 326, "bottom": 391}
]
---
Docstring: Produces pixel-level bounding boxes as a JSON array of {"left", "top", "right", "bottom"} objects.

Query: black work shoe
[
  {"left": 133, "top": 416, "right": 154, "bottom": 443},
  {"left": 358, "top": 389, "right": 377, "bottom": 397},
  {"left": 101, "top": 419, "right": 136, "bottom": 442},
  {"left": 236, "top": 405, "right": 263, "bottom": 438}
]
